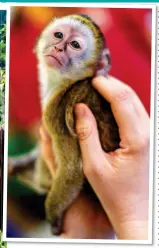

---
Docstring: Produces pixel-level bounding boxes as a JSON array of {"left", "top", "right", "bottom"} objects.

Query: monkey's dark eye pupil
[
  {"left": 71, "top": 41, "right": 80, "bottom": 49},
  {"left": 54, "top": 32, "right": 63, "bottom": 39}
]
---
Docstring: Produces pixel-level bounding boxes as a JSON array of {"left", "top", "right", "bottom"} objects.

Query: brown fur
[{"left": 42, "top": 78, "right": 120, "bottom": 231}]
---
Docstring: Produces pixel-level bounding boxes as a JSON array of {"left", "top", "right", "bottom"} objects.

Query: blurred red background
[{"left": 9, "top": 7, "right": 152, "bottom": 130}]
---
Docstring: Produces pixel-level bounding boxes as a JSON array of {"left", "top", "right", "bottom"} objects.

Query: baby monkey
[{"left": 35, "top": 14, "right": 120, "bottom": 234}]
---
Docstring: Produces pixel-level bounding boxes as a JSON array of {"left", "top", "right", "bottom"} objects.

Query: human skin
[{"left": 40, "top": 75, "right": 149, "bottom": 240}]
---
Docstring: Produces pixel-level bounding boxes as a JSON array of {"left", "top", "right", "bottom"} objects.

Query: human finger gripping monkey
[{"left": 35, "top": 14, "right": 120, "bottom": 235}]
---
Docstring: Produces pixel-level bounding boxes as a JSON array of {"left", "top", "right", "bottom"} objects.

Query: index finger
[{"left": 92, "top": 76, "right": 149, "bottom": 141}]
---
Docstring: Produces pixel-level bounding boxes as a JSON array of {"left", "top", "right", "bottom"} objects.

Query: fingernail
[
  {"left": 74, "top": 104, "right": 85, "bottom": 119},
  {"left": 75, "top": 105, "right": 92, "bottom": 141}
]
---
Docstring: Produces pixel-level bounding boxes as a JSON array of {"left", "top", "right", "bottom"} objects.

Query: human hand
[
  {"left": 40, "top": 125, "right": 115, "bottom": 239},
  {"left": 74, "top": 76, "right": 149, "bottom": 240}
]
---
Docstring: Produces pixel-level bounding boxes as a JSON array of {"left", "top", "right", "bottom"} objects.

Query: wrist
[
  {"left": 104, "top": 198, "right": 148, "bottom": 240},
  {"left": 115, "top": 220, "right": 148, "bottom": 240}
]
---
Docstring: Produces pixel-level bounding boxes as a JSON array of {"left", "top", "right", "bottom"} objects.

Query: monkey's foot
[{"left": 51, "top": 214, "right": 63, "bottom": 236}]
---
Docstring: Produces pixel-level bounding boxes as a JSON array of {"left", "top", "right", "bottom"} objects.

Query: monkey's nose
[{"left": 54, "top": 46, "right": 63, "bottom": 52}]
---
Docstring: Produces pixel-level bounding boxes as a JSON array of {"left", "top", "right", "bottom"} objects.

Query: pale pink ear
[{"left": 95, "top": 48, "right": 111, "bottom": 77}]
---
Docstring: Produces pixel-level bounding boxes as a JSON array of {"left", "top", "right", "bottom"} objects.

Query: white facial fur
[{"left": 36, "top": 16, "right": 96, "bottom": 74}]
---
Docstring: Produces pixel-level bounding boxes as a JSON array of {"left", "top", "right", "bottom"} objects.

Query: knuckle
[
  {"left": 83, "top": 162, "right": 97, "bottom": 177},
  {"left": 131, "top": 133, "right": 150, "bottom": 152},
  {"left": 138, "top": 134, "right": 150, "bottom": 149},
  {"left": 125, "top": 85, "right": 134, "bottom": 93},
  {"left": 83, "top": 159, "right": 104, "bottom": 178},
  {"left": 76, "top": 123, "right": 92, "bottom": 141},
  {"left": 113, "top": 86, "right": 130, "bottom": 102}
]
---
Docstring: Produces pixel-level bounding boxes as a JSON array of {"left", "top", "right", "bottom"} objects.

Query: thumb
[{"left": 74, "top": 103, "right": 106, "bottom": 177}]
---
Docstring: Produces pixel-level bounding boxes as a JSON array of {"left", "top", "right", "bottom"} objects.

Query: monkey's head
[{"left": 35, "top": 14, "right": 111, "bottom": 81}]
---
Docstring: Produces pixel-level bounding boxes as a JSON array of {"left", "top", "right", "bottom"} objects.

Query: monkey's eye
[
  {"left": 70, "top": 41, "right": 81, "bottom": 49},
  {"left": 54, "top": 32, "right": 63, "bottom": 39}
]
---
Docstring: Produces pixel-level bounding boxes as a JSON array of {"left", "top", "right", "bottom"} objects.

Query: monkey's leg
[
  {"left": 45, "top": 136, "right": 84, "bottom": 234},
  {"left": 34, "top": 156, "right": 52, "bottom": 192}
]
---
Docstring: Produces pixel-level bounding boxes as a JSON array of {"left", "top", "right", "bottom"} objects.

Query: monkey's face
[
  {"left": 44, "top": 25, "right": 91, "bottom": 69},
  {"left": 36, "top": 16, "right": 103, "bottom": 79}
]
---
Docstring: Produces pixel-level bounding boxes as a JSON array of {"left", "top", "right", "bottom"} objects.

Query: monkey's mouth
[{"left": 45, "top": 55, "right": 62, "bottom": 66}]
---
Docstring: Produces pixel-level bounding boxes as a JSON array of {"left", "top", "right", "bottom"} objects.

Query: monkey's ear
[{"left": 96, "top": 48, "right": 111, "bottom": 77}]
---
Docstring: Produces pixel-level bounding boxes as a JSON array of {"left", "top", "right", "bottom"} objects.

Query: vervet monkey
[{"left": 35, "top": 14, "right": 120, "bottom": 234}]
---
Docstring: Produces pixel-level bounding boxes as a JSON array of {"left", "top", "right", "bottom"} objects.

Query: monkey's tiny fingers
[{"left": 39, "top": 125, "right": 57, "bottom": 176}]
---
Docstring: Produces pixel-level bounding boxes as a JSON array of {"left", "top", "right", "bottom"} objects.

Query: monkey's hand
[{"left": 40, "top": 124, "right": 115, "bottom": 239}]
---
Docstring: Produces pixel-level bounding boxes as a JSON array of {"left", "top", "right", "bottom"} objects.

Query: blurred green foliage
[
  {"left": 0, "top": 24, "right": 6, "bottom": 68},
  {"left": 0, "top": 12, "right": 7, "bottom": 246},
  {"left": 0, "top": 231, "right": 7, "bottom": 247}
]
